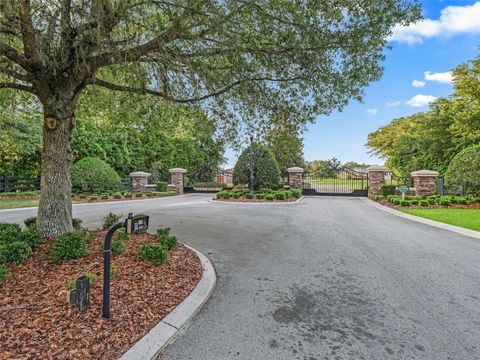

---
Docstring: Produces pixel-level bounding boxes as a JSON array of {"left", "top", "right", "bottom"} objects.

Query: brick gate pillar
[
  {"left": 287, "top": 167, "right": 304, "bottom": 189},
  {"left": 129, "top": 171, "right": 151, "bottom": 192},
  {"left": 410, "top": 170, "right": 439, "bottom": 197},
  {"left": 366, "top": 166, "right": 387, "bottom": 198},
  {"left": 169, "top": 168, "right": 187, "bottom": 195}
]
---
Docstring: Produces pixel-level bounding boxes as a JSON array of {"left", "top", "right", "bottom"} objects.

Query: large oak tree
[{"left": 0, "top": 0, "right": 420, "bottom": 236}]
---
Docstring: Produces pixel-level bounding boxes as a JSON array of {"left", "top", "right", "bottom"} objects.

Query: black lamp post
[{"left": 249, "top": 135, "right": 255, "bottom": 194}]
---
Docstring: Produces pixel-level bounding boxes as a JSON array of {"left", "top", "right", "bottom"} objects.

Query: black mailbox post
[{"left": 102, "top": 212, "right": 149, "bottom": 319}]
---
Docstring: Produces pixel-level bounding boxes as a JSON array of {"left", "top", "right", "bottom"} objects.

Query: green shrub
[
  {"left": 136, "top": 192, "right": 144, "bottom": 198},
  {"left": 103, "top": 213, "right": 121, "bottom": 229},
  {"left": 439, "top": 199, "right": 451, "bottom": 206},
  {"left": 266, "top": 194, "right": 275, "bottom": 201},
  {"left": 20, "top": 227, "right": 42, "bottom": 248},
  {"left": 0, "top": 264, "right": 8, "bottom": 283},
  {"left": 259, "top": 188, "right": 273, "bottom": 194},
  {"left": 72, "top": 157, "right": 121, "bottom": 192},
  {"left": 245, "top": 193, "right": 254, "bottom": 199},
  {"left": 291, "top": 189, "right": 301, "bottom": 198},
  {"left": 114, "top": 192, "right": 122, "bottom": 199},
  {"left": 115, "top": 229, "right": 129, "bottom": 242},
  {"left": 393, "top": 199, "right": 401, "bottom": 205},
  {"left": 457, "top": 198, "right": 468, "bottom": 205},
  {"left": 410, "top": 200, "right": 419, "bottom": 205},
  {"left": 380, "top": 185, "right": 396, "bottom": 196},
  {"left": 24, "top": 216, "right": 37, "bottom": 229},
  {"left": 420, "top": 200, "right": 429, "bottom": 207},
  {"left": 79, "top": 194, "right": 87, "bottom": 199},
  {"left": 399, "top": 200, "right": 410, "bottom": 206},
  {"left": 125, "top": 193, "right": 133, "bottom": 199},
  {"left": 223, "top": 192, "right": 232, "bottom": 199},
  {"left": 445, "top": 144, "right": 480, "bottom": 195},
  {"left": 51, "top": 232, "right": 88, "bottom": 262},
  {"left": 0, "top": 223, "right": 22, "bottom": 244},
  {"left": 275, "top": 192, "right": 286, "bottom": 200},
  {"left": 138, "top": 243, "right": 168, "bottom": 265},
  {"left": 374, "top": 195, "right": 385, "bottom": 201},
  {"left": 157, "top": 181, "right": 168, "bottom": 192},
  {"left": 256, "top": 193, "right": 265, "bottom": 199},
  {"left": 233, "top": 143, "right": 281, "bottom": 190},
  {"left": 100, "top": 238, "right": 126, "bottom": 256},
  {"left": 233, "top": 192, "right": 242, "bottom": 199},
  {"left": 216, "top": 191, "right": 224, "bottom": 199},
  {"left": 2, "top": 242, "right": 32, "bottom": 264},
  {"left": 285, "top": 191, "right": 293, "bottom": 199},
  {"left": 160, "top": 234, "right": 177, "bottom": 250},
  {"left": 146, "top": 192, "right": 154, "bottom": 197},
  {"left": 90, "top": 195, "right": 98, "bottom": 201},
  {"left": 426, "top": 199, "right": 436, "bottom": 205},
  {"left": 101, "top": 194, "right": 109, "bottom": 200}
]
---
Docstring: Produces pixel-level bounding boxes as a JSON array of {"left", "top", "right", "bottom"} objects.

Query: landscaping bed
[
  {"left": 72, "top": 190, "right": 176, "bottom": 203},
  {"left": 214, "top": 188, "right": 301, "bottom": 202},
  {"left": 0, "top": 217, "right": 202, "bottom": 359},
  {"left": 375, "top": 194, "right": 480, "bottom": 210}
]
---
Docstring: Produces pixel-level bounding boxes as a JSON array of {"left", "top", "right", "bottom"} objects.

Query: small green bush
[
  {"left": 161, "top": 235, "right": 177, "bottom": 250},
  {"left": 100, "top": 238, "right": 126, "bottom": 256},
  {"left": 0, "top": 264, "right": 8, "bottom": 283},
  {"left": 20, "top": 227, "right": 42, "bottom": 248},
  {"left": 51, "top": 232, "right": 88, "bottom": 262},
  {"left": 420, "top": 200, "right": 429, "bottom": 207},
  {"left": 291, "top": 189, "right": 301, "bottom": 198},
  {"left": 24, "top": 216, "right": 37, "bottom": 229},
  {"left": 380, "top": 185, "right": 396, "bottom": 196},
  {"left": 399, "top": 200, "right": 410, "bottom": 206},
  {"left": 393, "top": 199, "right": 401, "bottom": 205},
  {"left": 223, "top": 192, "right": 232, "bottom": 199},
  {"left": 275, "top": 192, "right": 286, "bottom": 200},
  {"left": 103, "top": 213, "right": 121, "bottom": 229},
  {"left": 409, "top": 200, "right": 419, "bottom": 205},
  {"left": 427, "top": 199, "right": 436, "bottom": 205},
  {"left": 157, "top": 181, "right": 168, "bottom": 192},
  {"left": 259, "top": 188, "right": 273, "bottom": 194},
  {"left": 375, "top": 195, "right": 385, "bottom": 201},
  {"left": 439, "top": 199, "right": 451, "bottom": 206},
  {"left": 233, "top": 192, "right": 242, "bottom": 198},
  {"left": 285, "top": 191, "right": 293, "bottom": 199},
  {"left": 147, "top": 192, "right": 154, "bottom": 197},
  {"left": 266, "top": 194, "right": 275, "bottom": 201},
  {"left": 72, "top": 157, "right": 121, "bottom": 192},
  {"left": 115, "top": 229, "right": 129, "bottom": 242},
  {"left": 138, "top": 243, "right": 168, "bottom": 265},
  {"left": 0, "top": 223, "right": 22, "bottom": 244},
  {"left": 136, "top": 192, "right": 144, "bottom": 198},
  {"left": 101, "top": 194, "right": 109, "bottom": 200},
  {"left": 245, "top": 193, "right": 253, "bottom": 199},
  {"left": 3, "top": 241, "right": 32, "bottom": 264},
  {"left": 79, "top": 194, "right": 87, "bottom": 199},
  {"left": 113, "top": 192, "right": 122, "bottom": 199},
  {"left": 125, "top": 193, "right": 133, "bottom": 198},
  {"left": 256, "top": 193, "right": 265, "bottom": 199},
  {"left": 90, "top": 195, "right": 98, "bottom": 201}
]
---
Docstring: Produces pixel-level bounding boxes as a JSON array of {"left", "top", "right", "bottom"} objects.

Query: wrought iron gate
[{"left": 302, "top": 160, "right": 368, "bottom": 196}]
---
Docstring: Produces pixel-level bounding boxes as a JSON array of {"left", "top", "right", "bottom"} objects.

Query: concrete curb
[
  {"left": 209, "top": 196, "right": 305, "bottom": 205},
  {"left": 119, "top": 245, "right": 216, "bottom": 360},
  {"left": 363, "top": 198, "right": 480, "bottom": 240}
]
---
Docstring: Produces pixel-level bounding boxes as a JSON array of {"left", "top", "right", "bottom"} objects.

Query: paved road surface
[{"left": 2, "top": 195, "right": 480, "bottom": 360}]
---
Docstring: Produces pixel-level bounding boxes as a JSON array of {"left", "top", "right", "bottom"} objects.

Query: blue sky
[{"left": 225, "top": 0, "right": 480, "bottom": 167}]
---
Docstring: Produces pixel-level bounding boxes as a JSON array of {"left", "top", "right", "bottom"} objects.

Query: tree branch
[
  {"left": 0, "top": 44, "right": 30, "bottom": 71},
  {"left": 0, "top": 66, "right": 30, "bottom": 82},
  {"left": 18, "top": 0, "right": 43, "bottom": 70},
  {"left": 0, "top": 82, "right": 34, "bottom": 93}
]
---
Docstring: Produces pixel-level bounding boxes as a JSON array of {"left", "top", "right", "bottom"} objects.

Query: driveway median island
[
  {"left": 214, "top": 188, "right": 302, "bottom": 203},
  {"left": 0, "top": 215, "right": 203, "bottom": 359}
]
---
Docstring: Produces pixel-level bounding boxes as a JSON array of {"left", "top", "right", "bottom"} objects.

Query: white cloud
[
  {"left": 405, "top": 94, "right": 437, "bottom": 107},
  {"left": 424, "top": 71, "right": 453, "bottom": 84},
  {"left": 389, "top": 2, "right": 480, "bottom": 44},
  {"left": 412, "top": 80, "right": 426, "bottom": 88},
  {"left": 386, "top": 101, "right": 401, "bottom": 107},
  {"left": 366, "top": 108, "right": 378, "bottom": 115}
]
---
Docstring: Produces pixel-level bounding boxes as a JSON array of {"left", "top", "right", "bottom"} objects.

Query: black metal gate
[{"left": 302, "top": 160, "right": 368, "bottom": 197}]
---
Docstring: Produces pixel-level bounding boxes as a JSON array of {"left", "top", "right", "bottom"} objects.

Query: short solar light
[{"left": 102, "top": 212, "right": 149, "bottom": 319}]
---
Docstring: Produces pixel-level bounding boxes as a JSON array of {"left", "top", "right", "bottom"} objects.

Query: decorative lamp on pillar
[
  {"left": 366, "top": 166, "right": 387, "bottom": 198},
  {"left": 169, "top": 168, "right": 187, "bottom": 195},
  {"left": 410, "top": 170, "right": 439, "bottom": 197},
  {"left": 287, "top": 167, "right": 304, "bottom": 189}
]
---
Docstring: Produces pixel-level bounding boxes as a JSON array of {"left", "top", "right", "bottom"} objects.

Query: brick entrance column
[
  {"left": 169, "top": 168, "right": 187, "bottom": 195},
  {"left": 129, "top": 171, "right": 151, "bottom": 192},
  {"left": 287, "top": 167, "right": 304, "bottom": 189},
  {"left": 366, "top": 166, "right": 387, "bottom": 198},
  {"left": 410, "top": 170, "right": 439, "bottom": 197}
]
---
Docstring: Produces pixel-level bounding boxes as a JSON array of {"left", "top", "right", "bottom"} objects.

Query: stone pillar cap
[
  {"left": 129, "top": 171, "right": 151, "bottom": 177},
  {"left": 366, "top": 165, "right": 388, "bottom": 172},
  {"left": 169, "top": 167, "right": 187, "bottom": 174},
  {"left": 287, "top": 167, "right": 304, "bottom": 173},
  {"left": 410, "top": 169, "right": 439, "bottom": 177}
]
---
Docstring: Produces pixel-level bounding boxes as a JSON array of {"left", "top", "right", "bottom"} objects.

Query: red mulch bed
[
  {"left": 0, "top": 195, "right": 39, "bottom": 201},
  {"left": 0, "top": 231, "right": 202, "bottom": 360},
  {"left": 376, "top": 199, "right": 480, "bottom": 210}
]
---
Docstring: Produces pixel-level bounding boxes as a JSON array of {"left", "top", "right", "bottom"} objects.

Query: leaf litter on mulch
[{"left": 0, "top": 230, "right": 202, "bottom": 360}]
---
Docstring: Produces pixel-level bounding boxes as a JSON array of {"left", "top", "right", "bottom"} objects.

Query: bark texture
[{"left": 37, "top": 111, "right": 74, "bottom": 237}]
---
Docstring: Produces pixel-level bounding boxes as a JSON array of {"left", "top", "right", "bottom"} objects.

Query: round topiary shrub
[
  {"left": 233, "top": 143, "right": 281, "bottom": 190},
  {"left": 445, "top": 145, "right": 480, "bottom": 195},
  {"left": 71, "top": 157, "right": 121, "bottom": 192}
]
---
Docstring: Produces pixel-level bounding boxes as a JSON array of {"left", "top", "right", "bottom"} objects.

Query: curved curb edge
[
  {"left": 362, "top": 198, "right": 480, "bottom": 240},
  {"left": 119, "top": 245, "right": 216, "bottom": 360}
]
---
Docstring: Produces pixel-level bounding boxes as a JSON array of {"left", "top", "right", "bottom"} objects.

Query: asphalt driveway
[{"left": 2, "top": 195, "right": 480, "bottom": 360}]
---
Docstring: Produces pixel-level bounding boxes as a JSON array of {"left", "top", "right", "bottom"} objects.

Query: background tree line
[
  {"left": 367, "top": 54, "right": 480, "bottom": 177},
  {"left": 0, "top": 88, "right": 224, "bottom": 183}
]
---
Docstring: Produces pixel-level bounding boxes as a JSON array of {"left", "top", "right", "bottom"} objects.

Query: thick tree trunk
[{"left": 37, "top": 110, "right": 75, "bottom": 237}]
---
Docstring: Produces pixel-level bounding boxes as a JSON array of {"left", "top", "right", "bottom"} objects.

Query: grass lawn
[
  {"left": 402, "top": 208, "right": 480, "bottom": 232},
  {"left": 0, "top": 198, "right": 40, "bottom": 210}
]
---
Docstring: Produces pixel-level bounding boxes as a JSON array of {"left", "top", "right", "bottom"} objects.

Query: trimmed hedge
[
  {"left": 72, "top": 157, "right": 121, "bottom": 192},
  {"left": 51, "top": 232, "right": 88, "bottom": 262}
]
